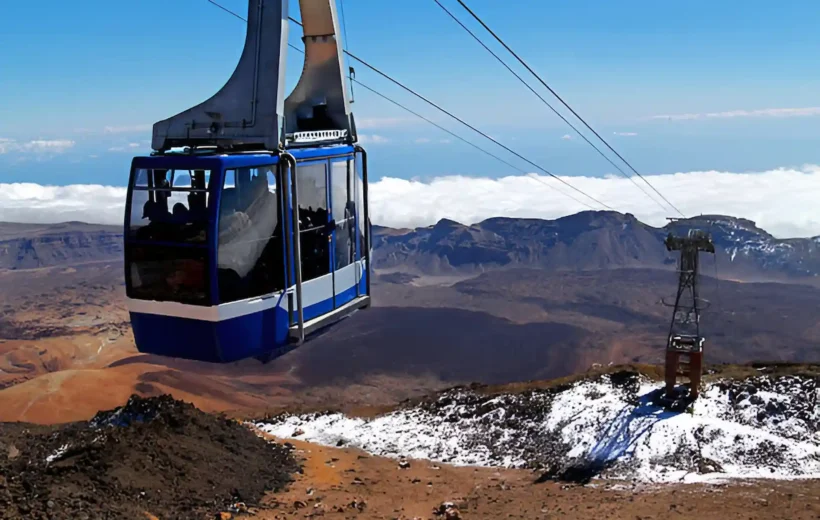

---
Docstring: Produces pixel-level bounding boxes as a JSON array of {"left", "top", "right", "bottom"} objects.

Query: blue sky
[{"left": 2, "top": 0, "right": 820, "bottom": 187}]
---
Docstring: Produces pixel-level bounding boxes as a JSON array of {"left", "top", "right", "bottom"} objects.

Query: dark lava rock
[{"left": 0, "top": 394, "right": 298, "bottom": 520}]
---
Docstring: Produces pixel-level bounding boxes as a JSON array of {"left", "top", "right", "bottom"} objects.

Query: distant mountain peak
[
  {"left": 372, "top": 211, "right": 820, "bottom": 282},
  {"left": 674, "top": 214, "right": 761, "bottom": 230},
  {"left": 432, "top": 218, "right": 465, "bottom": 228}
]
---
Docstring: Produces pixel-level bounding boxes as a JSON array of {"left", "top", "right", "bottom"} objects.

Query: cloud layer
[
  {"left": 650, "top": 107, "right": 820, "bottom": 121},
  {"left": 103, "top": 124, "right": 152, "bottom": 134},
  {"left": 1, "top": 166, "right": 819, "bottom": 238},
  {"left": 355, "top": 117, "right": 417, "bottom": 130},
  {"left": 357, "top": 134, "right": 389, "bottom": 144},
  {"left": 0, "top": 139, "right": 76, "bottom": 154},
  {"left": 0, "top": 183, "right": 127, "bottom": 225}
]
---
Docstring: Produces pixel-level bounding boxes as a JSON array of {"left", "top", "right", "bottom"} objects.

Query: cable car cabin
[{"left": 123, "top": 145, "right": 371, "bottom": 363}]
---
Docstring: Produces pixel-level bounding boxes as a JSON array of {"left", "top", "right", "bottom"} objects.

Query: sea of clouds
[{"left": 1, "top": 165, "right": 818, "bottom": 238}]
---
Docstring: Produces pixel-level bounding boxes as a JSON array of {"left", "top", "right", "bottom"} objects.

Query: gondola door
[
  {"left": 330, "top": 156, "right": 358, "bottom": 309},
  {"left": 294, "top": 159, "right": 333, "bottom": 322}
]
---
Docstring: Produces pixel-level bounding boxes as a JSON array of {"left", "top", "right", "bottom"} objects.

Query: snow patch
[
  {"left": 45, "top": 443, "right": 70, "bottom": 464},
  {"left": 256, "top": 373, "right": 820, "bottom": 483}
]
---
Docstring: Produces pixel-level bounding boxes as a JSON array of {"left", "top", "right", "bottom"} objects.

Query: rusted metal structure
[{"left": 663, "top": 227, "right": 714, "bottom": 399}]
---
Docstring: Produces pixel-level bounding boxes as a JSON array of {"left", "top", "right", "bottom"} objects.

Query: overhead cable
[
  {"left": 284, "top": 41, "right": 594, "bottom": 208},
  {"left": 453, "top": 0, "right": 686, "bottom": 218},
  {"left": 207, "top": 0, "right": 611, "bottom": 210},
  {"left": 339, "top": 0, "right": 351, "bottom": 50},
  {"left": 351, "top": 79, "right": 596, "bottom": 209},
  {"left": 432, "top": 0, "right": 671, "bottom": 214},
  {"left": 205, "top": 0, "right": 245, "bottom": 22},
  {"left": 341, "top": 50, "right": 612, "bottom": 210}
]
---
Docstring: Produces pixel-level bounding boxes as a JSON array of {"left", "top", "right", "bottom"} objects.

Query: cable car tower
[
  {"left": 662, "top": 226, "right": 714, "bottom": 400},
  {"left": 123, "top": 0, "right": 371, "bottom": 363}
]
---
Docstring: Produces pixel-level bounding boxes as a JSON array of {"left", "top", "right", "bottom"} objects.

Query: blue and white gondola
[
  {"left": 124, "top": 145, "right": 371, "bottom": 362},
  {"left": 122, "top": 0, "right": 372, "bottom": 363}
]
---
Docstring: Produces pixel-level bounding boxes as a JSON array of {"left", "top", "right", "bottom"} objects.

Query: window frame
[
  {"left": 127, "top": 168, "right": 213, "bottom": 245},
  {"left": 215, "top": 163, "right": 286, "bottom": 304},
  {"left": 294, "top": 158, "right": 332, "bottom": 283},
  {"left": 329, "top": 156, "right": 357, "bottom": 271},
  {"left": 125, "top": 166, "right": 218, "bottom": 305}
]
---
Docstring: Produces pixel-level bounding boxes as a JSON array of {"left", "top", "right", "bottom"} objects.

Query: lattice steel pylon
[{"left": 663, "top": 227, "right": 715, "bottom": 399}]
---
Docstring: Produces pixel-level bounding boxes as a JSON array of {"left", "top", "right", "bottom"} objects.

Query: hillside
[
  {"left": 4, "top": 369, "right": 818, "bottom": 519},
  {"left": 278, "top": 268, "right": 820, "bottom": 390},
  {"left": 0, "top": 218, "right": 818, "bottom": 518},
  {"left": 257, "top": 365, "right": 820, "bottom": 483},
  {"left": 0, "top": 216, "right": 817, "bottom": 426},
  {"left": 0, "top": 222, "right": 122, "bottom": 270}
]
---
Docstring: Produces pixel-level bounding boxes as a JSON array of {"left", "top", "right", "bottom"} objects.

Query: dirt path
[{"left": 254, "top": 436, "right": 820, "bottom": 520}]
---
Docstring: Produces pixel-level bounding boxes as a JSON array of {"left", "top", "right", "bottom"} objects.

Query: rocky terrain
[
  {"left": 0, "top": 395, "right": 297, "bottom": 519},
  {"left": 257, "top": 365, "right": 820, "bottom": 484},
  {"left": 0, "top": 215, "right": 817, "bottom": 518},
  {"left": 250, "top": 434, "right": 820, "bottom": 519},
  {"left": 3, "top": 384, "right": 817, "bottom": 520},
  {"left": 0, "top": 219, "right": 818, "bottom": 424}
]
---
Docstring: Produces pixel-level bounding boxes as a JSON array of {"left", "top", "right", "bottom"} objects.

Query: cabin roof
[{"left": 131, "top": 144, "right": 357, "bottom": 170}]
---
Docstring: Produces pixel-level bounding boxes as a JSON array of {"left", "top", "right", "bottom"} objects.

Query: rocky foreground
[
  {"left": 256, "top": 367, "right": 820, "bottom": 484},
  {"left": 1, "top": 366, "right": 818, "bottom": 519},
  {"left": 0, "top": 395, "right": 297, "bottom": 520}
]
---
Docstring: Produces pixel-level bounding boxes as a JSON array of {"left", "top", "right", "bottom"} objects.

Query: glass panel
[
  {"left": 299, "top": 228, "right": 330, "bottom": 282},
  {"left": 127, "top": 244, "right": 209, "bottom": 306},
  {"left": 217, "top": 165, "right": 283, "bottom": 303},
  {"left": 134, "top": 169, "right": 149, "bottom": 187},
  {"left": 128, "top": 168, "right": 211, "bottom": 244},
  {"left": 297, "top": 162, "right": 328, "bottom": 230},
  {"left": 331, "top": 159, "right": 355, "bottom": 269},
  {"left": 297, "top": 162, "right": 330, "bottom": 281},
  {"left": 150, "top": 169, "right": 173, "bottom": 188},
  {"left": 224, "top": 170, "right": 236, "bottom": 189},
  {"left": 172, "top": 171, "right": 192, "bottom": 188}
]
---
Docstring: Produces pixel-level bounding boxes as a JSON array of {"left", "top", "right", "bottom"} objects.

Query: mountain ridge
[
  {"left": 0, "top": 222, "right": 122, "bottom": 270},
  {"left": 1, "top": 211, "right": 818, "bottom": 283},
  {"left": 373, "top": 211, "right": 820, "bottom": 283}
]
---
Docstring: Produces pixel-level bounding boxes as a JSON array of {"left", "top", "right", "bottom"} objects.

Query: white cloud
[
  {"left": 415, "top": 137, "right": 453, "bottom": 145},
  {"left": 23, "top": 139, "right": 75, "bottom": 152},
  {"left": 0, "top": 184, "right": 127, "bottom": 225},
  {"left": 108, "top": 143, "right": 143, "bottom": 152},
  {"left": 0, "top": 139, "right": 75, "bottom": 155},
  {"left": 356, "top": 117, "right": 416, "bottom": 130},
  {"left": 369, "top": 165, "right": 820, "bottom": 238},
  {"left": 614, "top": 131, "right": 638, "bottom": 136},
  {"left": 103, "top": 124, "right": 152, "bottom": 134},
  {"left": 650, "top": 107, "right": 820, "bottom": 121},
  {"left": 0, "top": 138, "right": 15, "bottom": 154},
  {"left": 3, "top": 166, "right": 820, "bottom": 239},
  {"left": 561, "top": 134, "right": 573, "bottom": 140},
  {"left": 358, "top": 134, "right": 389, "bottom": 144}
]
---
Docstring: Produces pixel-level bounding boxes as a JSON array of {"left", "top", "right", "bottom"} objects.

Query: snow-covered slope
[
  {"left": 255, "top": 371, "right": 820, "bottom": 484},
  {"left": 667, "top": 215, "right": 820, "bottom": 277}
]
